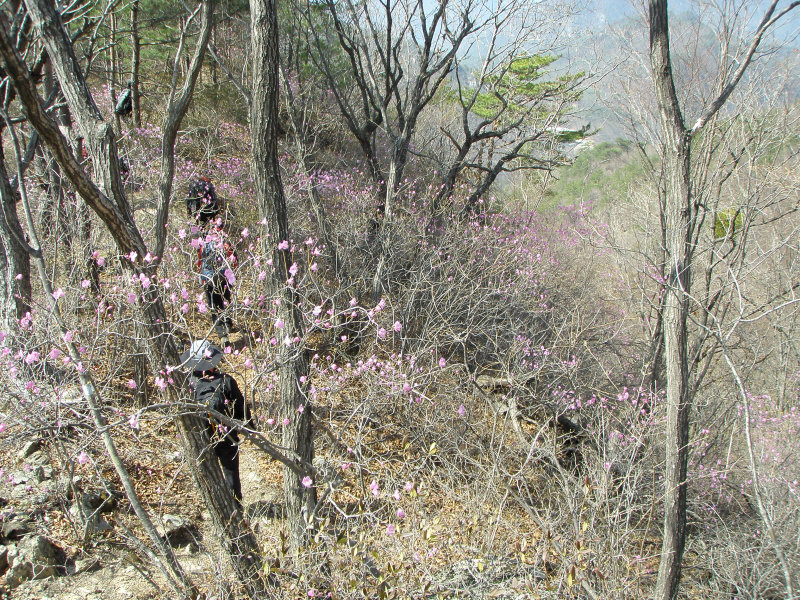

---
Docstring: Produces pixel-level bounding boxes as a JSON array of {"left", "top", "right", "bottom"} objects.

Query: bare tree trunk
[
  {"left": 649, "top": 0, "right": 694, "bottom": 597},
  {"left": 250, "top": 0, "right": 317, "bottom": 553},
  {"left": 130, "top": 0, "right": 141, "bottom": 127},
  {"left": 110, "top": 9, "right": 121, "bottom": 134},
  {"left": 0, "top": 142, "right": 32, "bottom": 329}
]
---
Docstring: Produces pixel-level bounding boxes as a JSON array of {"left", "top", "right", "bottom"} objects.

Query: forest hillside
[{"left": 0, "top": 0, "right": 798, "bottom": 599}]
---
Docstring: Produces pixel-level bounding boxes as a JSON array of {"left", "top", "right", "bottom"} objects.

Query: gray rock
[
  {"left": 0, "top": 544, "right": 8, "bottom": 571},
  {"left": 5, "top": 535, "right": 62, "bottom": 588},
  {"left": 2, "top": 515, "right": 33, "bottom": 540},
  {"left": 25, "top": 451, "right": 51, "bottom": 468},
  {"left": 157, "top": 514, "right": 200, "bottom": 551},
  {"left": 31, "top": 465, "right": 46, "bottom": 483},
  {"left": 72, "top": 556, "right": 100, "bottom": 574},
  {"left": 10, "top": 484, "right": 34, "bottom": 501},
  {"left": 10, "top": 470, "right": 32, "bottom": 485},
  {"left": 17, "top": 441, "right": 42, "bottom": 461},
  {"left": 69, "top": 498, "right": 111, "bottom": 536}
]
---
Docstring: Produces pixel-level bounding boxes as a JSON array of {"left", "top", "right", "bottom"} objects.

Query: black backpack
[
  {"left": 115, "top": 82, "right": 133, "bottom": 117},
  {"left": 186, "top": 177, "right": 220, "bottom": 223},
  {"left": 195, "top": 376, "right": 228, "bottom": 417}
]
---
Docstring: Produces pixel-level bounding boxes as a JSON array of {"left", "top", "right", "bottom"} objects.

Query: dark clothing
[
  {"left": 193, "top": 372, "right": 250, "bottom": 507},
  {"left": 196, "top": 226, "right": 236, "bottom": 341},
  {"left": 204, "top": 274, "right": 232, "bottom": 338}
]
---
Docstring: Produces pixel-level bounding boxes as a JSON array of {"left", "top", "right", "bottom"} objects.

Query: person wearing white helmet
[{"left": 181, "top": 340, "right": 251, "bottom": 509}]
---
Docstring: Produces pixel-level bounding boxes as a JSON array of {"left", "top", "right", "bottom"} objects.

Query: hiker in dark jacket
[
  {"left": 180, "top": 341, "right": 251, "bottom": 509},
  {"left": 196, "top": 223, "right": 237, "bottom": 348}
]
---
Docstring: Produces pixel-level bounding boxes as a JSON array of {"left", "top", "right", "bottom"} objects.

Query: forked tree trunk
[{"left": 250, "top": 0, "right": 317, "bottom": 553}]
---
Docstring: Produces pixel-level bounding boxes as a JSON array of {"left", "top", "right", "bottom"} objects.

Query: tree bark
[
  {"left": 130, "top": 0, "right": 141, "bottom": 127},
  {"left": 250, "top": 0, "right": 317, "bottom": 553},
  {"left": 649, "top": 0, "right": 693, "bottom": 597},
  {"left": 0, "top": 142, "right": 32, "bottom": 329}
]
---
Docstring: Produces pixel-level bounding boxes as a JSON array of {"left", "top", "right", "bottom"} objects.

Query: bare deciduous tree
[
  {"left": 251, "top": 0, "right": 317, "bottom": 553},
  {"left": 646, "top": 0, "right": 799, "bottom": 597}
]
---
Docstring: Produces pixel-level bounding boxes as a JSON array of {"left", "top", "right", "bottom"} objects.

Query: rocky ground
[{"left": 0, "top": 430, "right": 288, "bottom": 600}]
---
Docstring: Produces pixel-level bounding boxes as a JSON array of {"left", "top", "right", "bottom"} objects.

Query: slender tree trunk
[
  {"left": 649, "top": 0, "right": 694, "bottom": 597},
  {"left": 130, "top": 0, "right": 141, "bottom": 128},
  {"left": 110, "top": 10, "right": 121, "bottom": 134},
  {"left": 250, "top": 0, "right": 317, "bottom": 553},
  {"left": 0, "top": 142, "right": 32, "bottom": 329}
]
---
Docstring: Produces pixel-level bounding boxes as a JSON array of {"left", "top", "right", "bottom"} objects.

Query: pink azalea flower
[
  {"left": 127, "top": 379, "right": 138, "bottom": 389},
  {"left": 77, "top": 451, "right": 89, "bottom": 465},
  {"left": 393, "top": 321, "right": 402, "bottom": 332},
  {"left": 52, "top": 288, "right": 65, "bottom": 300},
  {"left": 439, "top": 357, "right": 447, "bottom": 368},
  {"left": 302, "top": 476, "right": 313, "bottom": 488}
]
